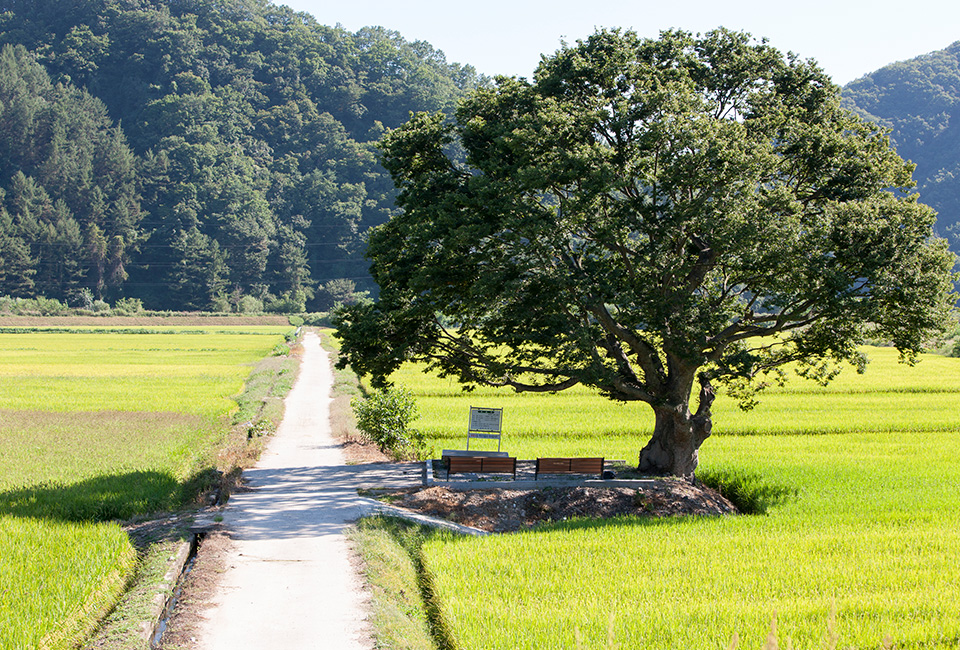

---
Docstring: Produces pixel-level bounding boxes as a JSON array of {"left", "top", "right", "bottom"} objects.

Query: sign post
[{"left": 467, "top": 406, "right": 503, "bottom": 451}]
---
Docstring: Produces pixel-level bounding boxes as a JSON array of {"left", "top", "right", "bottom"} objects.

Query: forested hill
[
  {"left": 842, "top": 42, "right": 960, "bottom": 243},
  {"left": 0, "top": 0, "right": 481, "bottom": 311},
  {"left": 4, "top": 3, "right": 957, "bottom": 314}
]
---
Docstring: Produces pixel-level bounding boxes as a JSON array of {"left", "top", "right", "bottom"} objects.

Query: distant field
[
  {"left": 389, "top": 346, "right": 960, "bottom": 458},
  {"left": 380, "top": 347, "right": 960, "bottom": 649},
  {"left": 0, "top": 330, "right": 289, "bottom": 415},
  {"left": 0, "top": 327, "right": 287, "bottom": 649}
]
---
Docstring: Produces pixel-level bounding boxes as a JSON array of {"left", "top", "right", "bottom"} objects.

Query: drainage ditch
[{"left": 150, "top": 531, "right": 205, "bottom": 648}]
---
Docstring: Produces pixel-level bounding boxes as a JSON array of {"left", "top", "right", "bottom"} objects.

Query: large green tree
[{"left": 335, "top": 29, "right": 956, "bottom": 477}]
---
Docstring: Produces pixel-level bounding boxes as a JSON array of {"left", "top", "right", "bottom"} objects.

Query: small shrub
[
  {"left": 210, "top": 292, "right": 231, "bottom": 312},
  {"left": 33, "top": 296, "right": 68, "bottom": 316},
  {"left": 300, "top": 312, "right": 331, "bottom": 327},
  {"left": 70, "top": 288, "right": 96, "bottom": 310},
  {"left": 265, "top": 291, "right": 306, "bottom": 313},
  {"left": 352, "top": 386, "right": 424, "bottom": 458},
  {"left": 238, "top": 295, "right": 263, "bottom": 313},
  {"left": 317, "top": 278, "right": 370, "bottom": 311},
  {"left": 113, "top": 297, "right": 143, "bottom": 315}
]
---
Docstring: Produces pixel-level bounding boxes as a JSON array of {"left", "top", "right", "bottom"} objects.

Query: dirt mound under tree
[{"left": 376, "top": 480, "right": 737, "bottom": 533}]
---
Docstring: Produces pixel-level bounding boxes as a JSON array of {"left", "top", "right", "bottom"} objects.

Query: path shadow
[{"left": 224, "top": 464, "right": 413, "bottom": 541}]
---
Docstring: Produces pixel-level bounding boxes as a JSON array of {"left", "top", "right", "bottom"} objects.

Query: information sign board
[{"left": 468, "top": 406, "right": 502, "bottom": 433}]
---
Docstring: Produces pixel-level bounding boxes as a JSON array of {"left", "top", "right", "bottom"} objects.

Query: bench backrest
[
  {"left": 445, "top": 455, "right": 516, "bottom": 475},
  {"left": 569, "top": 457, "right": 604, "bottom": 473},
  {"left": 536, "top": 457, "right": 604, "bottom": 476},
  {"left": 446, "top": 456, "right": 484, "bottom": 474},
  {"left": 537, "top": 458, "right": 574, "bottom": 473},
  {"left": 479, "top": 457, "right": 516, "bottom": 474}
]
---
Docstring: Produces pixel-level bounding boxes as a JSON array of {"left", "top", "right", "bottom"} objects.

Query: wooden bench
[
  {"left": 444, "top": 455, "right": 517, "bottom": 480},
  {"left": 535, "top": 457, "right": 605, "bottom": 480}
]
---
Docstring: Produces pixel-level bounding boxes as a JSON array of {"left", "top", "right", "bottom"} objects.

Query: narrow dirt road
[{"left": 194, "top": 332, "right": 372, "bottom": 649}]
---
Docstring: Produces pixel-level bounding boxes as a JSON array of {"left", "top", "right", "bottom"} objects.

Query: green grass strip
[
  {"left": 352, "top": 516, "right": 459, "bottom": 650},
  {"left": 0, "top": 327, "right": 292, "bottom": 648}
]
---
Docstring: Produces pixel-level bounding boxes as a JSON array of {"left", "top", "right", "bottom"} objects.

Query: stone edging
[{"left": 355, "top": 496, "right": 489, "bottom": 536}]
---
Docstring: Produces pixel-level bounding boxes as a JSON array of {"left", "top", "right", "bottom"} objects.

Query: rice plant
[{"left": 0, "top": 327, "right": 286, "bottom": 649}]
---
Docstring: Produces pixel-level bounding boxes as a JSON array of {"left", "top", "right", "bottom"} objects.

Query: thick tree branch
[
  {"left": 682, "top": 233, "right": 718, "bottom": 294},
  {"left": 694, "top": 375, "right": 716, "bottom": 420},
  {"left": 590, "top": 303, "right": 667, "bottom": 390},
  {"left": 500, "top": 376, "right": 581, "bottom": 393}
]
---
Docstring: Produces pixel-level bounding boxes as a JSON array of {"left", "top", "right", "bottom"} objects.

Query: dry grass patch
[
  {"left": 0, "top": 410, "right": 211, "bottom": 491},
  {"left": 0, "top": 315, "right": 290, "bottom": 326}
]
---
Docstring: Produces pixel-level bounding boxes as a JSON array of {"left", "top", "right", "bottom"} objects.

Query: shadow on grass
[
  {"left": 356, "top": 515, "right": 457, "bottom": 650},
  {"left": 0, "top": 468, "right": 220, "bottom": 523},
  {"left": 528, "top": 512, "right": 723, "bottom": 535},
  {"left": 696, "top": 467, "right": 798, "bottom": 514}
]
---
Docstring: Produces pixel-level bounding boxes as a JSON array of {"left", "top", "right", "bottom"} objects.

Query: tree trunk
[{"left": 638, "top": 378, "right": 715, "bottom": 479}]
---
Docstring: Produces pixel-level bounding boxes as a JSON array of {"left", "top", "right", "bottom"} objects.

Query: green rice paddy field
[
  {"left": 0, "top": 327, "right": 288, "bottom": 650},
  {"left": 385, "top": 347, "right": 960, "bottom": 649}
]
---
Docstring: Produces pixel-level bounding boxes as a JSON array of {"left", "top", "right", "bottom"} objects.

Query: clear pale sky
[{"left": 281, "top": 0, "right": 959, "bottom": 86}]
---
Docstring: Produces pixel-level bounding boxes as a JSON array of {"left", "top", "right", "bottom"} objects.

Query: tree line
[{"left": 0, "top": 0, "right": 481, "bottom": 311}]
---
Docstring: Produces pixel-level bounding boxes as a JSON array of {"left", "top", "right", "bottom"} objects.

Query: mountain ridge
[{"left": 842, "top": 40, "right": 960, "bottom": 241}]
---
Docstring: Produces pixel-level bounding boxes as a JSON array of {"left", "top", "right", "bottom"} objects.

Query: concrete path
[{"left": 195, "top": 332, "right": 373, "bottom": 650}]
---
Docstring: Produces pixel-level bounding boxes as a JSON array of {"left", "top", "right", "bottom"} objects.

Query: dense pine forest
[{"left": 0, "top": 0, "right": 481, "bottom": 311}]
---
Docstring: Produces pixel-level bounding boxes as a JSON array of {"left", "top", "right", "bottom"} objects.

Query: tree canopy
[
  {"left": 335, "top": 28, "right": 956, "bottom": 477},
  {"left": 0, "top": 43, "right": 141, "bottom": 299}
]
